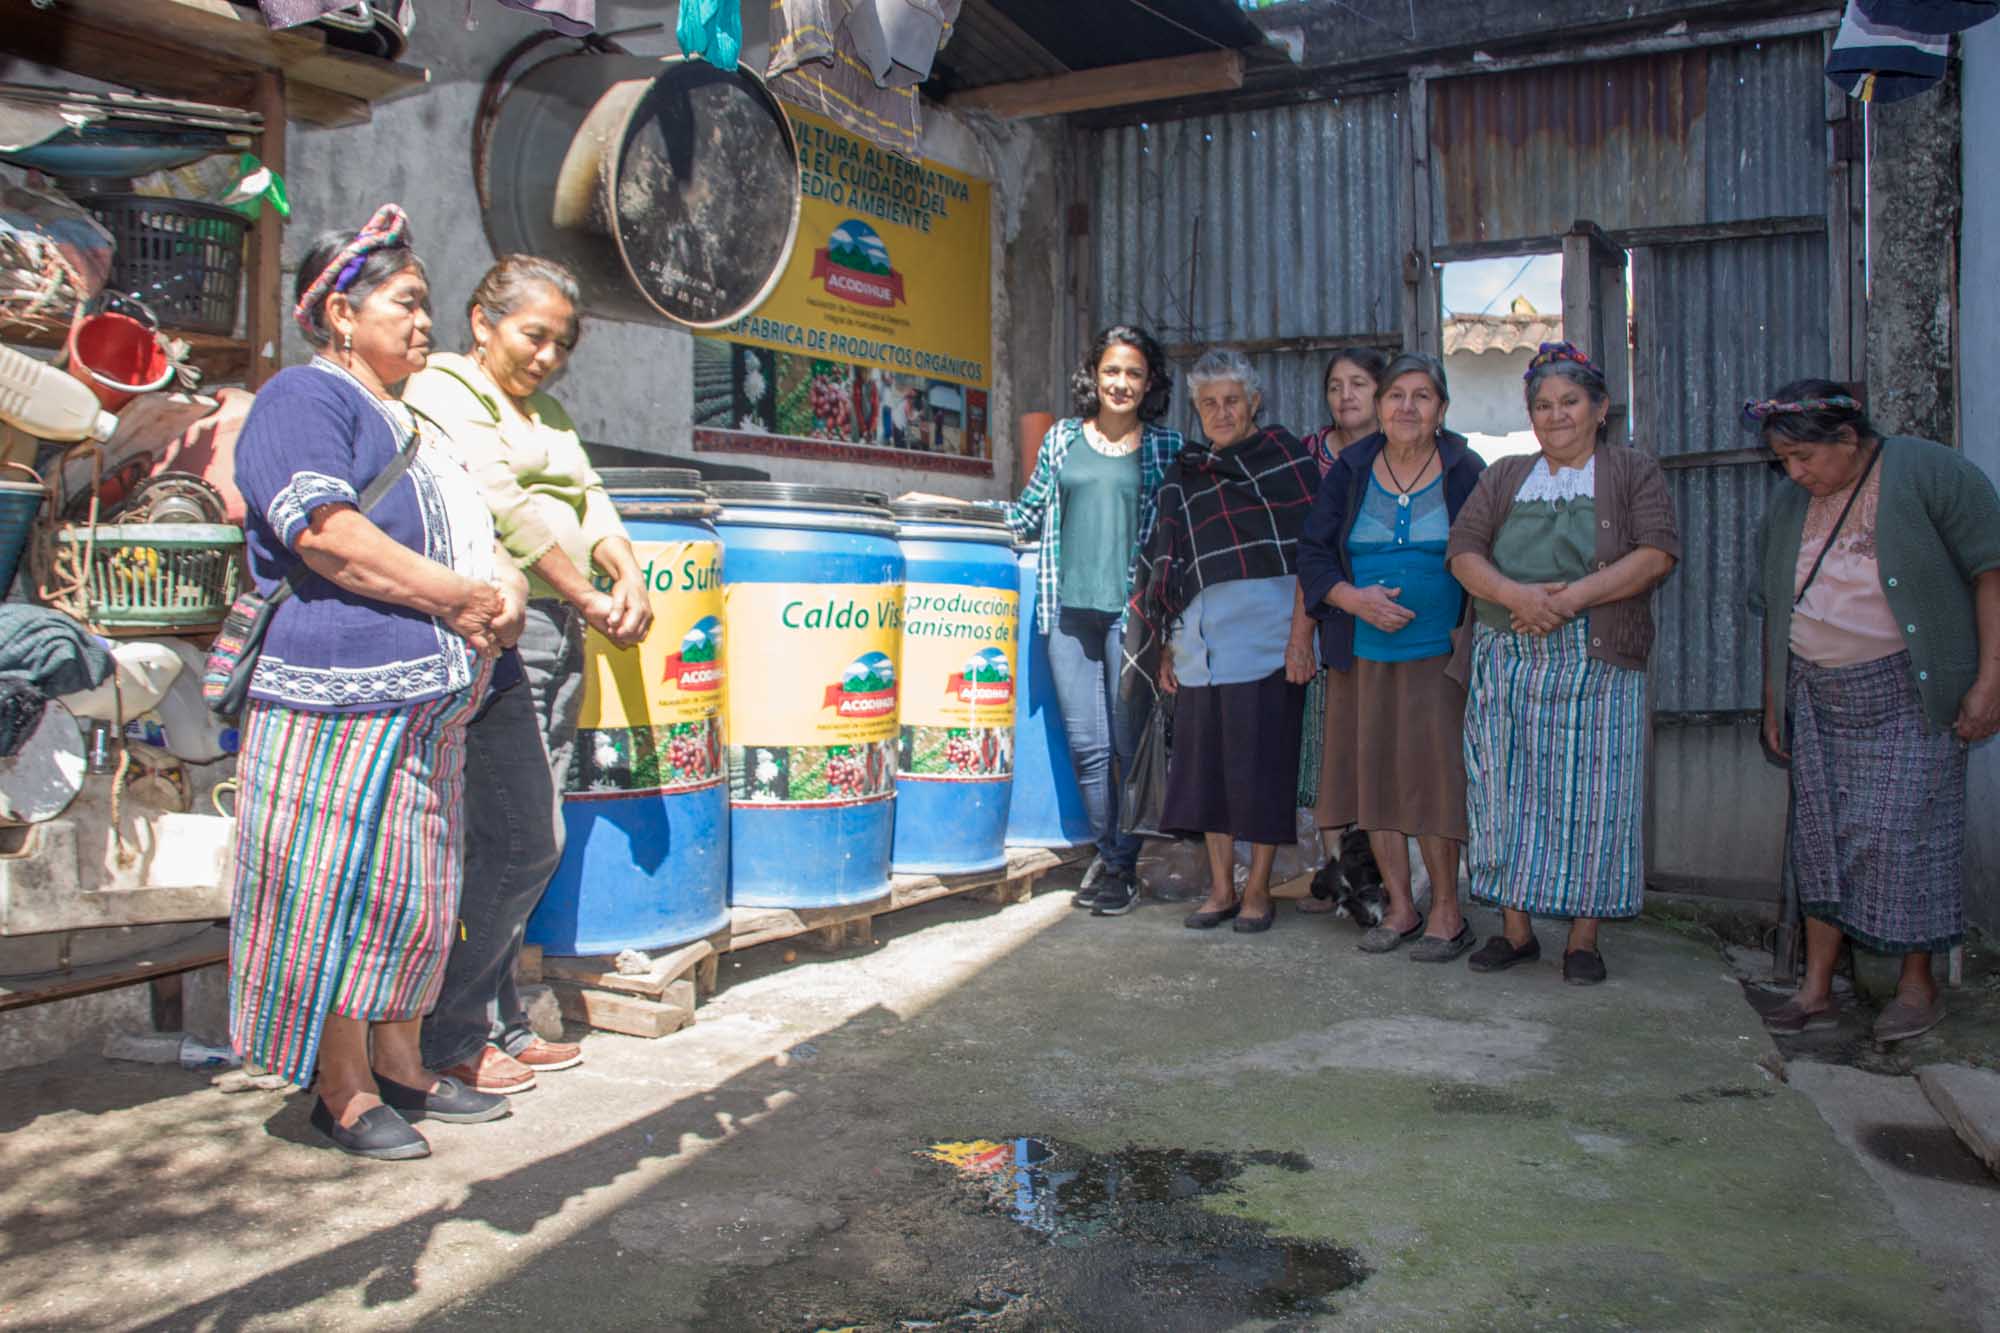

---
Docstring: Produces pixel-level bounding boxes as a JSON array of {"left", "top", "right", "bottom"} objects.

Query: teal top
[
  {"left": 1349, "top": 475, "right": 1460, "bottom": 661},
  {"left": 1056, "top": 434, "right": 1141, "bottom": 614},
  {"left": 1752, "top": 436, "right": 2000, "bottom": 732}
]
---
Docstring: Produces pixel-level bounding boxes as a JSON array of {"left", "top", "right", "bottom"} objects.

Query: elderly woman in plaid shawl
[{"left": 1125, "top": 348, "right": 1321, "bottom": 934}]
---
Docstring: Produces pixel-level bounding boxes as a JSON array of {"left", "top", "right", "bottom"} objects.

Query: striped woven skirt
[
  {"left": 1464, "top": 620, "right": 1646, "bottom": 919},
  {"left": 1788, "top": 651, "right": 1965, "bottom": 953},
  {"left": 228, "top": 674, "right": 486, "bottom": 1086}
]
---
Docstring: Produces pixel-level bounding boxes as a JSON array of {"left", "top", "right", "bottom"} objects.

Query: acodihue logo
[
  {"left": 811, "top": 220, "right": 905, "bottom": 308},
  {"left": 946, "top": 647, "right": 1012, "bottom": 706},
  {"left": 821, "top": 651, "right": 898, "bottom": 718},
  {"left": 661, "top": 616, "right": 723, "bottom": 691}
]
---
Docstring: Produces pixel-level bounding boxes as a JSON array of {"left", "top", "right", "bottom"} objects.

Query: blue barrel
[
  {"left": 527, "top": 469, "right": 730, "bottom": 955},
  {"left": 1004, "top": 544, "right": 1093, "bottom": 847},
  {"left": 712, "top": 482, "right": 903, "bottom": 908},
  {"left": 890, "top": 503, "right": 1019, "bottom": 874}
]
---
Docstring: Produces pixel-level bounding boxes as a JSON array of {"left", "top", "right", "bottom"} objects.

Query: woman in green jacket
[{"left": 1749, "top": 381, "right": 2000, "bottom": 1042}]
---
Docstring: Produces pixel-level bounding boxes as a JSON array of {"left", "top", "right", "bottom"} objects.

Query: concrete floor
[{"left": 1, "top": 866, "right": 1993, "bottom": 1332}]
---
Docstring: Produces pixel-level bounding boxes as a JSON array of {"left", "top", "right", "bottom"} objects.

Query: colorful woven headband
[
  {"left": 1523, "top": 341, "right": 1601, "bottom": 381},
  {"left": 1741, "top": 395, "right": 1861, "bottom": 426},
  {"left": 293, "top": 203, "right": 411, "bottom": 337}
]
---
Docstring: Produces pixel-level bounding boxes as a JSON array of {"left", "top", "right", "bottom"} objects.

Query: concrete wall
[
  {"left": 1442, "top": 347, "right": 1532, "bottom": 437},
  {"left": 284, "top": 3, "right": 1069, "bottom": 501},
  {"left": 1960, "top": 23, "right": 2000, "bottom": 936}
]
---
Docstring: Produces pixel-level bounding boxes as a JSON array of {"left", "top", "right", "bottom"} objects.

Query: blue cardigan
[{"left": 1297, "top": 430, "right": 1487, "bottom": 673}]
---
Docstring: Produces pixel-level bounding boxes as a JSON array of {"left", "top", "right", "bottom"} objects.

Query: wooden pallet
[
  {"left": 724, "top": 846, "right": 1081, "bottom": 955},
  {"left": 524, "top": 846, "right": 1086, "bottom": 1039}
]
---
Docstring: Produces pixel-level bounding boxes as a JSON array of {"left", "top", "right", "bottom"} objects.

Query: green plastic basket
[{"left": 51, "top": 523, "right": 244, "bottom": 631}]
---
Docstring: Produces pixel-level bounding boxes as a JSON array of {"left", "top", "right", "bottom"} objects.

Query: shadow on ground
[{"left": 0, "top": 867, "right": 1983, "bottom": 1332}]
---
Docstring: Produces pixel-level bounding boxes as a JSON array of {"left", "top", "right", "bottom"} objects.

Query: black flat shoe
[
  {"left": 309, "top": 1099, "right": 430, "bottom": 1160},
  {"left": 1562, "top": 949, "right": 1607, "bottom": 985},
  {"left": 1184, "top": 902, "right": 1241, "bottom": 929},
  {"left": 1467, "top": 934, "right": 1541, "bottom": 973},
  {"left": 375, "top": 1073, "right": 511, "bottom": 1125},
  {"left": 1231, "top": 909, "right": 1277, "bottom": 934}
]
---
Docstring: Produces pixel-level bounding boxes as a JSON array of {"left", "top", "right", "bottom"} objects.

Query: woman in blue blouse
[
  {"left": 1299, "top": 355, "right": 1486, "bottom": 962},
  {"left": 1002, "top": 325, "right": 1181, "bottom": 917},
  {"left": 228, "top": 207, "right": 526, "bottom": 1161}
]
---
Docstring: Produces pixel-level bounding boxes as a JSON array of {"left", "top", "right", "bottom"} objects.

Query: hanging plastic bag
[{"left": 1120, "top": 695, "right": 1173, "bottom": 841}]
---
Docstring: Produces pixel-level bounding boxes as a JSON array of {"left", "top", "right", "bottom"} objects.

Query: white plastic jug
[
  {"left": 126, "top": 639, "right": 238, "bottom": 763},
  {"left": 0, "top": 343, "right": 117, "bottom": 443}
]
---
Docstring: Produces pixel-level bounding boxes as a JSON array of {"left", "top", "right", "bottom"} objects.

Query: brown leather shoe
[
  {"left": 513, "top": 1037, "right": 583, "bottom": 1072},
  {"left": 443, "top": 1044, "right": 537, "bottom": 1094}
]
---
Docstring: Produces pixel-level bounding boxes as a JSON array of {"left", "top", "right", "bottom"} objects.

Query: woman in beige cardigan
[{"left": 402, "top": 255, "right": 653, "bottom": 1093}]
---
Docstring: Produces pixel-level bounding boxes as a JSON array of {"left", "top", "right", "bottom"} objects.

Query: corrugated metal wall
[
  {"left": 1639, "top": 233, "right": 1830, "bottom": 714},
  {"left": 1428, "top": 34, "right": 1826, "bottom": 245},
  {"left": 1086, "top": 94, "right": 1405, "bottom": 433}
]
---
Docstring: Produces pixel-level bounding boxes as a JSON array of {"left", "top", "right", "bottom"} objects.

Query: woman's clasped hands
[{"left": 1507, "top": 581, "right": 1576, "bottom": 636}]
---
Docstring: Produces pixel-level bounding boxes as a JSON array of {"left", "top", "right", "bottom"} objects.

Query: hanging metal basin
[{"left": 482, "top": 53, "right": 802, "bottom": 329}]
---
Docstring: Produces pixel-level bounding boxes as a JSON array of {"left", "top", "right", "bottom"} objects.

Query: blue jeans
[
  {"left": 1046, "top": 607, "right": 1142, "bottom": 873},
  {"left": 422, "top": 601, "right": 580, "bottom": 1070}
]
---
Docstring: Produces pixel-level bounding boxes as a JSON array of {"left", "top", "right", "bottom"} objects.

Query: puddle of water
[
  {"left": 921, "top": 1137, "right": 1365, "bottom": 1317},
  {"left": 1858, "top": 1123, "right": 2000, "bottom": 1189}
]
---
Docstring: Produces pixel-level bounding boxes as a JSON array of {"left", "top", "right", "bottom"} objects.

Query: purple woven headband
[
  {"left": 1522, "top": 341, "right": 1601, "bottom": 381},
  {"left": 1742, "top": 395, "right": 1861, "bottom": 426},
  {"left": 293, "top": 203, "right": 410, "bottom": 338}
]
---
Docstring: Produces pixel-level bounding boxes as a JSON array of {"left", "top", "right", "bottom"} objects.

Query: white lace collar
[{"left": 1513, "top": 453, "right": 1596, "bottom": 504}]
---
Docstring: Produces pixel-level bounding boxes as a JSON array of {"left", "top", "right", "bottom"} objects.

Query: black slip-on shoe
[
  {"left": 1467, "top": 934, "right": 1542, "bottom": 973},
  {"left": 1183, "top": 901, "right": 1241, "bottom": 929},
  {"left": 1231, "top": 908, "right": 1277, "bottom": 934},
  {"left": 375, "top": 1073, "right": 511, "bottom": 1125},
  {"left": 309, "top": 1099, "right": 430, "bottom": 1160}
]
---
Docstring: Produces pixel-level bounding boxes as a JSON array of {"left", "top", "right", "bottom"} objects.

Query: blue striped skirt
[
  {"left": 1464, "top": 621, "right": 1647, "bottom": 919},
  {"left": 228, "top": 667, "right": 487, "bottom": 1087}
]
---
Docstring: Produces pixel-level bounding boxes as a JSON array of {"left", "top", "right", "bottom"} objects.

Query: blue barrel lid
[
  {"left": 706, "top": 481, "right": 897, "bottom": 536},
  {"left": 599, "top": 468, "right": 714, "bottom": 519}
]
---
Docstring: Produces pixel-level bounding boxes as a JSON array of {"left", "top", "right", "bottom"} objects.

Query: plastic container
[
  {"left": 889, "top": 502, "right": 1019, "bottom": 874},
  {"left": 102, "top": 1031, "right": 241, "bottom": 1070},
  {"left": 48, "top": 523, "right": 244, "bottom": 632},
  {"left": 1004, "top": 544, "right": 1094, "bottom": 848},
  {"left": 0, "top": 341, "right": 117, "bottom": 442},
  {"left": 526, "top": 470, "right": 730, "bottom": 955},
  {"left": 83, "top": 194, "right": 248, "bottom": 336},
  {"left": 711, "top": 482, "right": 903, "bottom": 908},
  {"left": 123, "top": 639, "right": 239, "bottom": 762},
  {"left": 66, "top": 308, "right": 174, "bottom": 410}
]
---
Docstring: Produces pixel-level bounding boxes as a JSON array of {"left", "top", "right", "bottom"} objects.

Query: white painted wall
[
  {"left": 1959, "top": 21, "right": 2000, "bottom": 935},
  {"left": 284, "top": 2, "right": 1040, "bottom": 500},
  {"left": 1443, "top": 346, "right": 1533, "bottom": 436}
]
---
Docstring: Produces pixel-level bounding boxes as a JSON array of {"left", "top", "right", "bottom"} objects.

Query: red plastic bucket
[{"left": 66, "top": 310, "right": 173, "bottom": 411}]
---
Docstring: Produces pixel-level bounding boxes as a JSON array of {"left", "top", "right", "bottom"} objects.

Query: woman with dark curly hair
[{"left": 1000, "top": 325, "right": 1182, "bottom": 916}]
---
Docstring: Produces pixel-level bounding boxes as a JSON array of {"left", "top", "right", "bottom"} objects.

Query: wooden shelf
[
  {"left": 0, "top": 923, "right": 226, "bottom": 1012},
  {"left": 5, "top": 0, "right": 430, "bottom": 128},
  {"left": 3, "top": 323, "right": 253, "bottom": 387}
]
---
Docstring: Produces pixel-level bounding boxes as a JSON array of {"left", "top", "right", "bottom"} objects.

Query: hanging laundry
[
  {"left": 489, "top": 0, "right": 595, "bottom": 36},
  {"left": 1856, "top": 0, "right": 1996, "bottom": 33},
  {"left": 1826, "top": 0, "right": 1952, "bottom": 102},
  {"left": 766, "top": 0, "right": 961, "bottom": 158},
  {"left": 678, "top": 0, "right": 743, "bottom": 72}
]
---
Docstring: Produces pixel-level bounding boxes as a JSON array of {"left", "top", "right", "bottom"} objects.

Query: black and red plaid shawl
[{"left": 1121, "top": 425, "right": 1319, "bottom": 703}]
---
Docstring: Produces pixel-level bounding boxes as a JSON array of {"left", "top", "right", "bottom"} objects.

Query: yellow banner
[
  {"left": 723, "top": 581, "right": 904, "bottom": 747},
  {"left": 899, "top": 584, "right": 1019, "bottom": 731},
  {"left": 578, "top": 541, "right": 725, "bottom": 729},
  {"left": 719, "top": 105, "right": 991, "bottom": 389}
]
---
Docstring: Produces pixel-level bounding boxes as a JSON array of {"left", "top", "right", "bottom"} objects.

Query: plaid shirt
[{"left": 1000, "top": 417, "right": 1182, "bottom": 635}]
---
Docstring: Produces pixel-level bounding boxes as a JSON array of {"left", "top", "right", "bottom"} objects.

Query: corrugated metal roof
[
  {"left": 1428, "top": 33, "right": 1825, "bottom": 246},
  {"left": 928, "top": 0, "right": 1270, "bottom": 93}
]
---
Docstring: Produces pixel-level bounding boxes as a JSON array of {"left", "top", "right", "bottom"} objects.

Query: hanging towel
[
  {"left": 1826, "top": 1, "right": 1951, "bottom": 102},
  {"left": 0, "top": 605, "right": 113, "bottom": 698},
  {"left": 678, "top": 0, "right": 743, "bottom": 72},
  {"left": 490, "top": 0, "right": 595, "bottom": 37},
  {"left": 767, "top": 0, "right": 961, "bottom": 158},
  {"left": 1857, "top": 0, "right": 1996, "bottom": 32}
]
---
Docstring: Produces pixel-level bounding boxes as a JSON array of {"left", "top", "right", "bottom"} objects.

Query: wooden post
[{"left": 244, "top": 69, "right": 287, "bottom": 386}]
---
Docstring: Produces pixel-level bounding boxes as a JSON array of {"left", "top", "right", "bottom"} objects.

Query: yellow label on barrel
[
  {"left": 898, "top": 583, "right": 1018, "bottom": 731},
  {"left": 723, "top": 581, "right": 903, "bottom": 747},
  {"left": 578, "top": 540, "right": 725, "bottom": 729}
]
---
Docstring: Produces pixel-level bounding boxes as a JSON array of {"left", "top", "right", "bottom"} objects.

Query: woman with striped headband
[
  {"left": 226, "top": 205, "right": 529, "bottom": 1159},
  {"left": 1749, "top": 381, "right": 2000, "bottom": 1042},
  {"left": 1446, "top": 342, "right": 1679, "bottom": 985}
]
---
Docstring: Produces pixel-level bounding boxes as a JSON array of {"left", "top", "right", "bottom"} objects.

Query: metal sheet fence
[{"left": 1087, "top": 94, "right": 1405, "bottom": 353}]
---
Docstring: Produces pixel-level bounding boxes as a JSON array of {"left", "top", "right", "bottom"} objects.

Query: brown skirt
[{"left": 1315, "top": 653, "right": 1468, "bottom": 842}]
